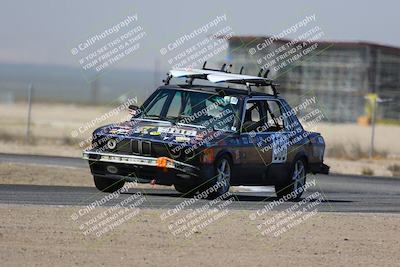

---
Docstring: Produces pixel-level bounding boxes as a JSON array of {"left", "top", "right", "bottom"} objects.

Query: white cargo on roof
[
  {"left": 168, "top": 68, "right": 271, "bottom": 84},
  {"left": 169, "top": 68, "right": 218, "bottom": 78},
  {"left": 207, "top": 73, "right": 270, "bottom": 83}
]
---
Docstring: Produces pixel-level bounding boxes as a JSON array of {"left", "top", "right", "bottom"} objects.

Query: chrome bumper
[{"left": 82, "top": 150, "right": 199, "bottom": 176}]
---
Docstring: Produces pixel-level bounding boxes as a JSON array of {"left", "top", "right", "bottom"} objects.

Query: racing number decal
[{"left": 271, "top": 133, "right": 288, "bottom": 163}]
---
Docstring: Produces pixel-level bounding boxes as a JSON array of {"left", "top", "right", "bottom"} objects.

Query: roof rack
[{"left": 163, "top": 62, "right": 279, "bottom": 96}]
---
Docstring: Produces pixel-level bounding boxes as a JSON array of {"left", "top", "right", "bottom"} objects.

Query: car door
[
  {"left": 251, "top": 98, "right": 294, "bottom": 184},
  {"left": 237, "top": 99, "right": 268, "bottom": 185}
]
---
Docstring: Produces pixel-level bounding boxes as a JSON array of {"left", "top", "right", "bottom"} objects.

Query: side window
[
  {"left": 245, "top": 102, "right": 261, "bottom": 121},
  {"left": 242, "top": 100, "right": 264, "bottom": 132},
  {"left": 264, "top": 100, "right": 285, "bottom": 131},
  {"left": 285, "top": 102, "right": 303, "bottom": 132}
]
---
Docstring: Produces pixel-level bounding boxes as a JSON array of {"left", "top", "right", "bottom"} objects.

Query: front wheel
[
  {"left": 275, "top": 158, "right": 307, "bottom": 200},
  {"left": 205, "top": 156, "right": 231, "bottom": 199},
  {"left": 93, "top": 176, "right": 125, "bottom": 193}
]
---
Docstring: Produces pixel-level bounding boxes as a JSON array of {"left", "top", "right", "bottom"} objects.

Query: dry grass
[
  {"left": 0, "top": 131, "right": 82, "bottom": 148},
  {"left": 326, "top": 142, "right": 388, "bottom": 160},
  {"left": 326, "top": 143, "right": 347, "bottom": 158},
  {"left": 310, "top": 123, "right": 400, "bottom": 159},
  {"left": 60, "top": 135, "right": 78, "bottom": 146}
]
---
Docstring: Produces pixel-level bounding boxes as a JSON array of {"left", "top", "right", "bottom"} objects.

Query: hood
[{"left": 94, "top": 119, "right": 227, "bottom": 145}]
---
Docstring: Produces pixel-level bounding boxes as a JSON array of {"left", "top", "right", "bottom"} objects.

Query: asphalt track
[{"left": 1, "top": 153, "right": 400, "bottom": 213}]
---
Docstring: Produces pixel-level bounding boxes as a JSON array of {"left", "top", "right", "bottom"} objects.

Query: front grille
[
  {"left": 142, "top": 141, "right": 151, "bottom": 155},
  {"left": 132, "top": 139, "right": 140, "bottom": 154},
  {"left": 115, "top": 139, "right": 131, "bottom": 153},
  {"left": 129, "top": 139, "right": 152, "bottom": 156}
]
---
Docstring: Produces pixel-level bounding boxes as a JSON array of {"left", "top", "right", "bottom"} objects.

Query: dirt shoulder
[
  {"left": 0, "top": 162, "right": 170, "bottom": 190},
  {"left": 1, "top": 204, "right": 399, "bottom": 266},
  {"left": 0, "top": 162, "right": 94, "bottom": 187},
  {"left": 1, "top": 154, "right": 399, "bottom": 266}
]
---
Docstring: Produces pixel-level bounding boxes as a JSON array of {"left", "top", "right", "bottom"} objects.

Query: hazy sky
[{"left": 1, "top": 0, "right": 399, "bottom": 71}]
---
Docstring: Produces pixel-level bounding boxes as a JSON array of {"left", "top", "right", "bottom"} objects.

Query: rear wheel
[
  {"left": 275, "top": 158, "right": 307, "bottom": 200},
  {"left": 93, "top": 176, "right": 125, "bottom": 193}
]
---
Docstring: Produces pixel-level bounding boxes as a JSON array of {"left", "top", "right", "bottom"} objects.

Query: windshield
[{"left": 139, "top": 89, "right": 241, "bottom": 132}]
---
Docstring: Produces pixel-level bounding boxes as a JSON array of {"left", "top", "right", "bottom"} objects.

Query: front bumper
[{"left": 82, "top": 150, "right": 199, "bottom": 178}]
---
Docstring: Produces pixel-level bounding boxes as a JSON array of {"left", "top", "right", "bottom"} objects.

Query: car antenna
[
  {"left": 239, "top": 66, "right": 244, "bottom": 74},
  {"left": 257, "top": 69, "right": 263, "bottom": 77},
  {"left": 202, "top": 61, "right": 207, "bottom": 69}
]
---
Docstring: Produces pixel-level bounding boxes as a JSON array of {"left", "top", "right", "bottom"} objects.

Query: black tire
[
  {"left": 93, "top": 176, "right": 125, "bottom": 193},
  {"left": 204, "top": 156, "right": 232, "bottom": 199},
  {"left": 275, "top": 157, "right": 307, "bottom": 200}
]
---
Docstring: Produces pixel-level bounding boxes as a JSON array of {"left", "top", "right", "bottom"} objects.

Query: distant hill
[{"left": 0, "top": 63, "right": 163, "bottom": 104}]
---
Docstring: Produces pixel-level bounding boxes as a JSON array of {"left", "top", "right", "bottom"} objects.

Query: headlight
[{"left": 107, "top": 138, "right": 117, "bottom": 150}]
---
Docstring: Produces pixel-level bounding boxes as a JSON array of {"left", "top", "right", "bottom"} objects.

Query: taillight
[{"left": 201, "top": 148, "right": 215, "bottom": 163}]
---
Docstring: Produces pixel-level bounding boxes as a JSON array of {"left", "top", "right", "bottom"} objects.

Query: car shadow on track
[
  {"left": 232, "top": 194, "right": 352, "bottom": 203},
  {"left": 123, "top": 189, "right": 353, "bottom": 203}
]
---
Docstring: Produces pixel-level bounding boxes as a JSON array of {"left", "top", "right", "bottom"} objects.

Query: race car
[{"left": 83, "top": 63, "right": 329, "bottom": 199}]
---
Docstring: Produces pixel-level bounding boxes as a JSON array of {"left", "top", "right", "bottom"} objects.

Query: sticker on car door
[{"left": 271, "top": 133, "right": 288, "bottom": 163}]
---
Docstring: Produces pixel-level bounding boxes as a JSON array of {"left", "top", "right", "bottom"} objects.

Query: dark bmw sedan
[{"left": 83, "top": 68, "right": 329, "bottom": 199}]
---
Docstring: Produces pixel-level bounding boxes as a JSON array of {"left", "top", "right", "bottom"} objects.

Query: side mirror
[{"left": 128, "top": 105, "right": 141, "bottom": 117}]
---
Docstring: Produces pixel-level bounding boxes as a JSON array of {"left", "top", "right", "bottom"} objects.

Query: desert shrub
[
  {"left": 388, "top": 164, "right": 400, "bottom": 177},
  {"left": 361, "top": 167, "right": 374, "bottom": 176},
  {"left": 326, "top": 143, "right": 347, "bottom": 158},
  {"left": 61, "top": 136, "right": 77, "bottom": 146},
  {"left": 350, "top": 143, "right": 367, "bottom": 159}
]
